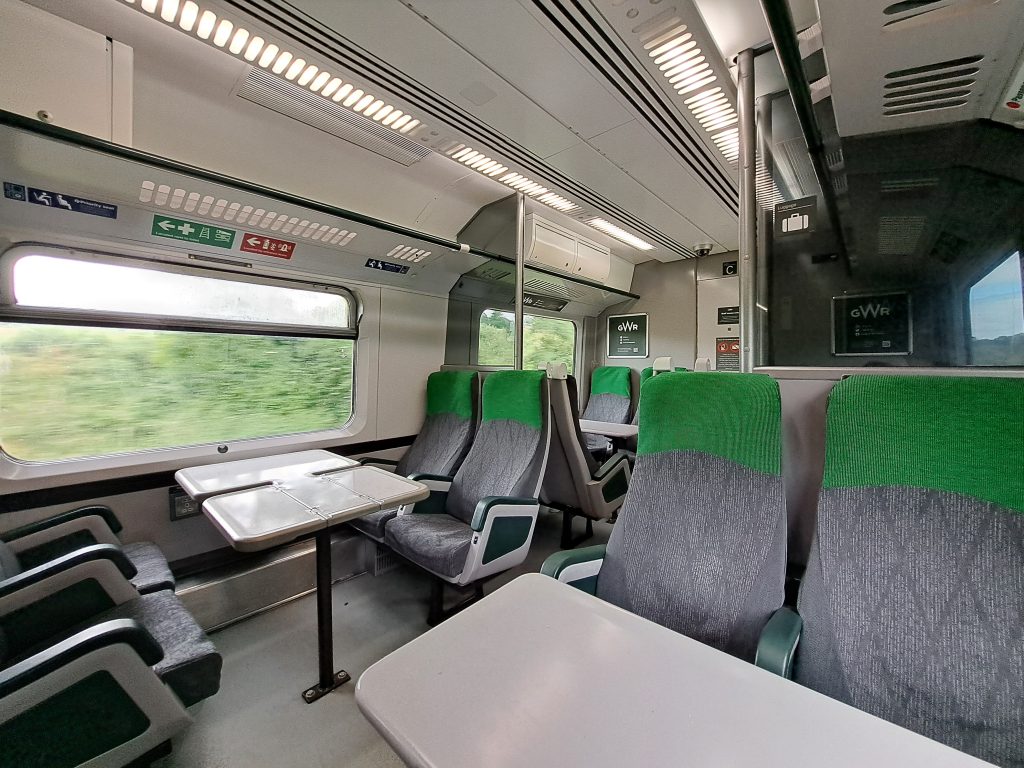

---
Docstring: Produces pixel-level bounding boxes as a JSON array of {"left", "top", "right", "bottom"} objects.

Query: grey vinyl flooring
[{"left": 163, "top": 510, "right": 613, "bottom": 768}]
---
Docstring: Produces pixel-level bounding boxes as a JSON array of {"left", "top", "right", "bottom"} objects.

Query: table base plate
[{"left": 302, "top": 670, "right": 351, "bottom": 703}]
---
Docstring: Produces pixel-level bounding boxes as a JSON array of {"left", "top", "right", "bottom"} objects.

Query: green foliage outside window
[
  {"left": 477, "top": 310, "right": 576, "bottom": 373},
  {"left": 0, "top": 324, "right": 353, "bottom": 461}
]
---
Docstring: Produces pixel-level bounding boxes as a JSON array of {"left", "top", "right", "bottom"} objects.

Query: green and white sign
[
  {"left": 607, "top": 313, "right": 648, "bottom": 358},
  {"left": 151, "top": 215, "right": 236, "bottom": 248}
]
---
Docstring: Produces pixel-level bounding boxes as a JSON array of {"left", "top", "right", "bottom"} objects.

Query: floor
[{"left": 163, "top": 511, "right": 613, "bottom": 768}]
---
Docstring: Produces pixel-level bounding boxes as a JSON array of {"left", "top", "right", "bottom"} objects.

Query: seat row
[
  {"left": 542, "top": 370, "right": 1023, "bottom": 768},
  {"left": 0, "top": 506, "right": 221, "bottom": 766},
  {"left": 350, "top": 366, "right": 636, "bottom": 623}
]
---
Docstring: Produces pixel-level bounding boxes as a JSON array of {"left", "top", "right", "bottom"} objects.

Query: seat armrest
[
  {"left": 540, "top": 545, "right": 606, "bottom": 595},
  {"left": 1, "top": 505, "right": 122, "bottom": 543},
  {"left": 470, "top": 496, "right": 536, "bottom": 532},
  {"left": 593, "top": 451, "right": 629, "bottom": 480},
  {"left": 0, "top": 619, "right": 163, "bottom": 697},
  {"left": 0, "top": 544, "right": 137, "bottom": 601},
  {"left": 755, "top": 606, "right": 802, "bottom": 679},
  {"left": 400, "top": 474, "right": 454, "bottom": 515},
  {"left": 358, "top": 457, "right": 399, "bottom": 469}
]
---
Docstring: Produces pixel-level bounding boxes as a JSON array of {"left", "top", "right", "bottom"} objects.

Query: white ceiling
[{"left": 22, "top": 0, "right": 747, "bottom": 264}]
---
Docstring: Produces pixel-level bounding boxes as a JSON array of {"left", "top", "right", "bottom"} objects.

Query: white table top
[
  {"left": 356, "top": 573, "right": 991, "bottom": 768},
  {"left": 578, "top": 419, "right": 638, "bottom": 439},
  {"left": 174, "top": 449, "right": 358, "bottom": 503},
  {"left": 186, "top": 456, "right": 428, "bottom": 553}
]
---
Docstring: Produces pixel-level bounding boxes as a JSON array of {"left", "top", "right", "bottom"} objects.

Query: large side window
[
  {"left": 0, "top": 249, "right": 356, "bottom": 462},
  {"left": 967, "top": 251, "right": 1024, "bottom": 365},
  {"left": 477, "top": 309, "right": 576, "bottom": 373}
]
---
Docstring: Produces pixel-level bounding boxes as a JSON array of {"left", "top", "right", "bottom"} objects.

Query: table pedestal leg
[{"left": 302, "top": 529, "right": 350, "bottom": 703}]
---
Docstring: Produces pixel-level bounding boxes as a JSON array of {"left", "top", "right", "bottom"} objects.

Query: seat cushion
[
  {"left": 121, "top": 542, "right": 175, "bottom": 594},
  {"left": 348, "top": 508, "right": 399, "bottom": 541},
  {"left": 108, "top": 591, "right": 221, "bottom": 707},
  {"left": 385, "top": 514, "right": 473, "bottom": 579}
]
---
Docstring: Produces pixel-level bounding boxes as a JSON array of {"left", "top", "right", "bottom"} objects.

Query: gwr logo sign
[
  {"left": 617, "top": 321, "right": 640, "bottom": 332},
  {"left": 850, "top": 302, "right": 891, "bottom": 319}
]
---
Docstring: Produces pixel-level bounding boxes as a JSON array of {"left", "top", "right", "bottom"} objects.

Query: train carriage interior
[{"left": 0, "top": 0, "right": 1021, "bottom": 766}]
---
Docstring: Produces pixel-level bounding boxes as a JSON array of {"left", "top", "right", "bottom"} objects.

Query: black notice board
[
  {"left": 607, "top": 313, "right": 648, "bottom": 358},
  {"left": 717, "top": 306, "right": 740, "bottom": 325},
  {"left": 832, "top": 292, "right": 912, "bottom": 356}
]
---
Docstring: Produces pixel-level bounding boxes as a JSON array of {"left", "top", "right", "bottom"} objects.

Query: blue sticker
[
  {"left": 3, "top": 182, "right": 27, "bottom": 202},
  {"left": 27, "top": 187, "right": 117, "bottom": 218},
  {"left": 365, "top": 258, "right": 410, "bottom": 274}
]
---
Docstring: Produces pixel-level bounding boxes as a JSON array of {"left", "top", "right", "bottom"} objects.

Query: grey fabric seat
[
  {"left": 384, "top": 515, "right": 473, "bottom": 579},
  {"left": 543, "top": 372, "right": 787, "bottom": 662},
  {"left": 581, "top": 366, "right": 631, "bottom": 454},
  {"left": 107, "top": 590, "right": 222, "bottom": 707},
  {"left": 384, "top": 370, "right": 551, "bottom": 622},
  {"left": 791, "top": 375, "right": 1024, "bottom": 767},
  {"left": 351, "top": 370, "right": 478, "bottom": 541},
  {"left": 541, "top": 368, "right": 631, "bottom": 548},
  {"left": 1, "top": 505, "right": 174, "bottom": 594}
]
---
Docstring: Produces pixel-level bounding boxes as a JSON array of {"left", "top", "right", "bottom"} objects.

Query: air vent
[
  {"left": 877, "top": 215, "right": 927, "bottom": 255},
  {"left": 386, "top": 245, "right": 432, "bottom": 263},
  {"left": 883, "top": 0, "right": 998, "bottom": 29},
  {"left": 138, "top": 181, "right": 358, "bottom": 248},
  {"left": 881, "top": 177, "right": 939, "bottom": 193},
  {"left": 524, "top": 278, "right": 586, "bottom": 301},
  {"left": 237, "top": 70, "right": 431, "bottom": 167},
  {"left": 882, "top": 56, "right": 981, "bottom": 116}
]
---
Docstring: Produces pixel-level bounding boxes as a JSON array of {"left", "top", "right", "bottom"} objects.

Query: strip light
[
  {"left": 125, "top": 0, "right": 424, "bottom": 137},
  {"left": 587, "top": 219, "right": 654, "bottom": 251},
  {"left": 444, "top": 144, "right": 582, "bottom": 214},
  {"left": 644, "top": 24, "right": 738, "bottom": 166}
]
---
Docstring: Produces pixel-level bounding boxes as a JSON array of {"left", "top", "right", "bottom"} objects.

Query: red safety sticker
[{"left": 240, "top": 233, "right": 296, "bottom": 259}]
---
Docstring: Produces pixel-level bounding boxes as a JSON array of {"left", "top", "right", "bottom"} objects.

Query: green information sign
[
  {"left": 607, "top": 313, "right": 648, "bottom": 358},
  {"left": 151, "top": 215, "right": 236, "bottom": 248}
]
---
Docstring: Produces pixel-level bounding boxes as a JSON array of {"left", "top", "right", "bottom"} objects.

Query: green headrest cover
[
  {"left": 426, "top": 370, "right": 477, "bottom": 420},
  {"left": 590, "top": 366, "right": 631, "bottom": 398},
  {"left": 638, "top": 372, "right": 781, "bottom": 475},
  {"left": 482, "top": 369, "right": 546, "bottom": 429},
  {"left": 823, "top": 375, "right": 1024, "bottom": 513},
  {"left": 639, "top": 367, "right": 654, "bottom": 385}
]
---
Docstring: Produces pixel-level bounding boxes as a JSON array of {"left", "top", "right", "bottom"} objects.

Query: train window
[
  {"left": 477, "top": 309, "right": 576, "bottom": 373},
  {"left": 0, "top": 249, "right": 356, "bottom": 462},
  {"left": 967, "top": 251, "right": 1024, "bottom": 365}
]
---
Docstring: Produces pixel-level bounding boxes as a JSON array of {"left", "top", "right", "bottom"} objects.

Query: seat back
[
  {"left": 629, "top": 367, "right": 654, "bottom": 426},
  {"left": 597, "top": 371, "right": 786, "bottom": 660},
  {"left": 581, "top": 366, "right": 631, "bottom": 424},
  {"left": 445, "top": 370, "right": 550, "bottom": 525},
  {"left": 541, "top": 372, "right": 600, "bottom": 511},
  {"left": 396, "top": 370, "right": 479, "bottom": 477},
  {"left": 795, "top": 375, "right": 1024, "bottom": 765}
]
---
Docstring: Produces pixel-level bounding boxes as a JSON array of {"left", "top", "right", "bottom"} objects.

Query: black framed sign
[
  {"left": 607, "top": 313, "right": 648, "bottom": 358},
  {"left": 831, "top": 292, "right": 912, "bottom": 356}
]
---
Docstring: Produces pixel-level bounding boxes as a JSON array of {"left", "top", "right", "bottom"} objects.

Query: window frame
[
  {"left": 0, "top": 244, "right": 366, "bottom": 477},
  {"left": 474, "top": 306, "right": 579, "bottom": 372}
]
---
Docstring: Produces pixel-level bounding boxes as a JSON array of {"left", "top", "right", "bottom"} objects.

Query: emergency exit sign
[{"left": 151, "top": 215, "right": 236, "bottom": 248}]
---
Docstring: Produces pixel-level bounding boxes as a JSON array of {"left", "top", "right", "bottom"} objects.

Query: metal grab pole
[
  {"left": 737, "top": 48, "right": 757, "bottom": 373},
  {"left": 514, "top": 192, "right": 526, "bottom": 370}
]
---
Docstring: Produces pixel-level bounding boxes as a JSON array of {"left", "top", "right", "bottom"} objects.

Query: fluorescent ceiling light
[
  {"left": 646, "top": 29, "right": 737, "bottom": 165},
  {"left": 587, "top": 218, "right": 654, "bottom": 251},
  {"left": 120, "top": 0, "right": 427, "bottom": 139}
]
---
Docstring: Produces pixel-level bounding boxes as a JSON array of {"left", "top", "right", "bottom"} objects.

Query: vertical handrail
[
  {"left": 514, "top": 192, "right": 526, "bottom": 370},
  {"left": 737, "top": 48, "right": 757, "bottom": 373}
]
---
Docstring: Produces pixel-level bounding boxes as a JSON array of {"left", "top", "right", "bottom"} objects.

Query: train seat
[
  {"left": 581, "top": 365, "right": 632, "bottom": 454},
  {"left": 351, "top": 370, "right": 479, "bottom": 542},
  {"left": 384, "top": 369, "right": 550, "bottom": 624},
  {"left": 541, "top": 363, "right": 631, "bottom": 549},
  {"left": 0, "top": 545, "right": 221, "bottom": 766},
  {"left": 542, "top": 371, "right": 787, "bottom": 661},
  {"left": 762, "top": 375, "right": 1024, "bottom": 766},
  {"left": 0, "top": 505, "right": 174, "bottom": 594}
]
